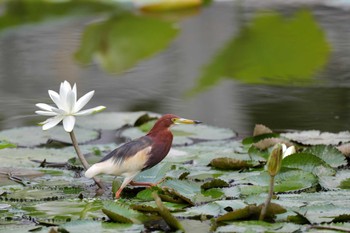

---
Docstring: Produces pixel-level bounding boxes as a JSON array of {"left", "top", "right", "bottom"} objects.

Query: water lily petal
[
  {"left": 283, "top": 146, "right": 296, "bottom": 158},
  {"left": 74, "top": 90, "right": 95, "bottom": 112},
  {"left": 35, "top": 110, "right": 58, "bottom": 116},
  {"left": 72, "top": 83, "right": 77, "bottom": 104},
  {"left": 36, "top": 103, "right": 55, "bottom": 111},
  {"left": 74, "top": 106, "right": 106, "bottom": 116},
  {"left": 63, "top": 115, "right": 76, "bottom": 132},
  {"left": 48, "top": 90, "right": 64, "bottom": 110},
  {"left": 66, "top": 89, "right": 76, "bottom": 113},
  {"left": 59, "top": 81, "right": 72, "bottom": 111},
  {"left": 51, "top": 108, "right": 66, "bottom": 115},
  {"left": 41, "top": 115, "right": 64, "bottom": 130}
]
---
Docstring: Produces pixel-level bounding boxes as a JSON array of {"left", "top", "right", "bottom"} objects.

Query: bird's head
[{"left": 149, "top": 114, "right": 201, "bottom": 134}]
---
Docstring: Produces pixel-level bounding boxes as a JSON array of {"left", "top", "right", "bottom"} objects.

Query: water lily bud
[{"left": 267, "top": 144, "right": 283, "bottom": 177}]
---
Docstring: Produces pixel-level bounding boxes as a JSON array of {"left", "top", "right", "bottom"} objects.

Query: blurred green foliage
[
  {"left": 190, "top": 10, "right": 331, "bottom": 94},
  {"left": 75, "top": 13, "right": 178, "bottom": 74}
]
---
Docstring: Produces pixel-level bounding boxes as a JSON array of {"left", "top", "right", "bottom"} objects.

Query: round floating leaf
[
  {"left": 240, "top": 170, "right": 317, "bottom": 195},
  {"left": 216, "top": 221, "right": 301, "bottom": 233},
  {"left": 76, "top": 112, "right": 160, "bottom": 130},
  {"left": 216, "top": 203, "right": 286, "bottom": 222},
  {"left": 0, "top": 148, "right": 75, "bottom": 168},
  {"left": 174, "top": 202, "right": 222, "bottom": 218},
  {"left": 0, "top": 126, "right": 98, "bottom": 147},
  {"left": 210, "top": 157, "right": 257, "bottom": 170},
  {"left": 282, "top": 153, "right": 335, "bottom": 177},
  {"left": 134, "top": 162, "right": 173, "bottom": 183},
  {"left": 0, "top": 167, "right": 44, "bottom": 186},
  {"left": 304, "top": 145, "right": 347, "bottom": 168},
  {"left": 339, "top": 178, "right": 350, "bottom": 189},
  {"left": 102, "top": 201, "right": 148, "bottom": 224},
  {"left": 58, "top": 220, "right": 144, "bottom": 233},
  {"left": 161, "top": 179, "right": 201, "bottom": 205},
  {"left": 281, "top": 130, "right": 350, "bottom": 145},
  {"left": 201, "top": 179, "right": 229, "bottom": 190}
]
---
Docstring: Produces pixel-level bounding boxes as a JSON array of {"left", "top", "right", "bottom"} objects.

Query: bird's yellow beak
[{"left": 172, "top": 118, "right": 202, "bottom": 125}]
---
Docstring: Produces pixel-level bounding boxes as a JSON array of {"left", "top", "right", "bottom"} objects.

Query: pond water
[{"left": 0, "top": 0, "right": 350, "bottom": 135}]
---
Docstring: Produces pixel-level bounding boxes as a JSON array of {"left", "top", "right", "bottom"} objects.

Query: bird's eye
[{"left": 171, "top": 118, "right": 177, "bottom": 123}]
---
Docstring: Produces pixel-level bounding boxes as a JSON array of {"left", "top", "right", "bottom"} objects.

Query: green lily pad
[
  {"left": 304, "top": 145, "right": 347, "bottom": 168},
  {"left": 76, "top": 112, "right": 160, "bottom": 130},
  {"left": 161, "top": 179, "right": 202, "bottom": 205},
  {"left": 216, "top": 203, "right": 286, "bottom": 222},
  {"left": 0, "top": 126, "right": 98, "bottom": 147},
  {"left": 210, "top": 157, "right": 258, "bottom": 170},
  {"left": 102, "top": 201, "right": 148, "bottom": 224},
  {"left": 240, "top": 170, "right": 318, "bottom": 195},
  {"left": 282, "top": 153, "right": 336, "bottom": 177}
]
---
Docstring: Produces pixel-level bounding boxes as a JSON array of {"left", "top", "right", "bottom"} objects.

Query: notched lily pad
[
  {"left": 304, "top": 145, "right": 347, "bottom": 168},
  {"left": 216, "top": 203, "right": 286, "bottom": 222},
  {"left": 102, "top": 201, "right": 148, "bottom": 224},
  {"left": 210, "top": 157, "right": 257, "bottom": 170},
  {"left": 201, "top": 179, "right": 229, "bottom": 190},
  {"left": 281, "top": 130, "right": 350, "bottom": 145},
  {"left": 0, "top": 126, "right": 98, "bottom": 147},
  {"left": 0, "top": 167, "right": 44, "bottom": 186}
]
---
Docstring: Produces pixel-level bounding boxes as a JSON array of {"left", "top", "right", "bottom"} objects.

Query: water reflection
[
  {"left": 75, "top": 13, "right": 178, "bottom": 74},
  {"left": 0, "top": 1, "right": 349, "bottom": 135},
  {"left": 191, "top": 9, "right": 330, "bottom": 94}
]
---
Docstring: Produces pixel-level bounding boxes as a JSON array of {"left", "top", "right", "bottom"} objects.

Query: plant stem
[
  {"left": 259, "top": 175, "right": 275, "bottom": 221},
  {"left": 69, "top": 130, "right": 104, "bottom": 190}
]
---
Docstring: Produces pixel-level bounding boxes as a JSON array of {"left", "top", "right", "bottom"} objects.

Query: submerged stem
[
  {"left": 69, "top": 130, "right": 104, "bottom": 190},
  {"left": 259, "top": 175, "right": 275, "bottom": 221}
]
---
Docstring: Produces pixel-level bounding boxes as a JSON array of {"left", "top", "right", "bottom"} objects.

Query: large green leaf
[
  {"left": 190, "top": 9, "right": 330, "bottom": 93},
  {"left": 75, "top": 13, "right": 178, "bottom": 73},
  {"left": 304, "top": 145, "right": 347, "bottom": 168},
  {"left": 282, "top": 153, "right": 335, "bottom": 177},
  {"left": 240, "top": 170, "right": 318, "bottom": 195},
  {"left": 102, "top": 201, "right": 149, "bottom": 224}
]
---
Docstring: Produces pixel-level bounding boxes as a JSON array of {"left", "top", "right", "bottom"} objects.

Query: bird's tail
[{"left": 85, "top": 164, "right": 102, "bottom": 178}]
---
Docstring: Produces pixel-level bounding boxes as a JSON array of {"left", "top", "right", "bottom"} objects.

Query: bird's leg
[
  {"left": 115, "top": 176, "right": 135, "bottom": 199},
  {"left": 129, "top": 178, "right": 166, "bottom": 187}
]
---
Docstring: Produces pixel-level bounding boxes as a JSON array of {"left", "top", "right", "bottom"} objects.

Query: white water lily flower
[
  {"left": 36, "top": 80, "right": 106, "bottom": 132},
  {"left": 281, "top": 144, "right": 296, "bottom": 158}
]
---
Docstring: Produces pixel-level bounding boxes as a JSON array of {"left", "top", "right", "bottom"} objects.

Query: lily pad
[
  {"left": 0, "top": 126, "right": 99, "bottom": 147},
  {"left": 76, "top": 112, "right": 160, "bottom": 130},
  {"left": 239, "top": 170, "right": 318, "bottom": 195},
  {"left": 210, "top": 157, "right": 258, "bottom": 170},
  {"left": 281, "top": 130, "right": 350, "bottom": 145},
  {"left": 58, "top": 220, "right": 144, "bottom": 233},
  {"left": 102, "top": 201, "right": 148, "bottom": 224},
  {"left": 0, "top": 167, "right": 44, "bottom": 186},
  {"left": 282, "top": 153, "right": 336, "bottom": 177},
  {"left": 216, "top": 203, "right": 286, "bottom": 222},
  {"left": 215, "top": 221, "right": 301, "bottom": 233},
  {"left": 0, "top": 148, "right": 75, "bottom": 168},
  {"left": 304, "top": 145, "right": 347, "bottom": 168}
]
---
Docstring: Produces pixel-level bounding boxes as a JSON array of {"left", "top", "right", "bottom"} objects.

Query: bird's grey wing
[{"left": 99, "top": 136, "right": 153, "bottom": 165}]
